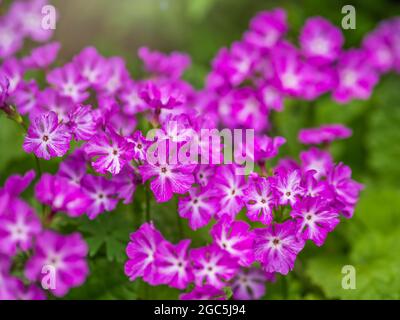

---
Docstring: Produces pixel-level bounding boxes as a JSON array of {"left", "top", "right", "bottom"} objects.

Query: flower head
[
  {"left": 23, "top": 111, "right": 72, "bottom": 160},
  {"left": 25, "top": 230, "right": 89, "bottom": 297}
]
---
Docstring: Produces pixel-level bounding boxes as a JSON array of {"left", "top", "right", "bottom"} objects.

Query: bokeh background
[{"left": 1, "top": 0, "right": 400, "bottom": 299}]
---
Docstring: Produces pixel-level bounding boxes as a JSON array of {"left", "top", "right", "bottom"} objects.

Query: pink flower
[
  {"left": 154, "top": 239, "right": 193, "bottom": 289},
  {"left": 0, "top": 58, "right": 23, "bottom": 94},
  {"left": 211, "top": 216, "right": 255, "bottom": 266},
  {"left": 140, "top": 81, "right": 185, "bottom": 109},
  {"left": 194, "top": 165, "right": 216, "bottom": 187},
  {"left": 190, "top": 244, "right": 239, "bottom": 289},
  {"left": 140, "top": 162, "right": 195, "bottom": 203},
  {"left": 2, "top": 170, "right": 35, "bottom": 197},
  {"left": 178, "top": 187, "right": 219, "bottom": 230},
  {"left": 273, "top": 169, "right": 304, "bottom": 206},
  {"left": 333, "top": 49, "right": 379, "bottom": 103},
  {"left": 81, "top": 175, "right": 118, "bottom": 219},
  {"left": 125, "top": 222, "right": 165, "bottom": 285},
  {"left": 23, "top": 111, "right": 72, "bottom": 160},
  {"left": 119, "top": 81, "right": 148, "bottom": 115},
  {"left": 291, "top": 196, "right": 340, "bottom": 246},
  {"left": 138, "top": 47, "right": 191, "bottom": 79},
  {"left": 213, "top": 165, "right": 246, "bottom": 219},
  {"left": 22, "top": 42, "right": 61, "bottom": 70},
  {"left": 327, "top": 163, "right": 363, "bottom": 218},
  {"left": 258, "top": 84, "right": 284, "bottom": 112},
  {"left": 14, "top": 281, "right": 46, "bottom": 300},
  {"left": 0, "top": 20, "right": 23, "bottom": 58},
  {"left": 84, "top": 128, "right": 134, "bottom": 175},
  {"left": 298, "top": 124, "right": 352, "bottom": 145},
  {"left": 96, "top": 57, "right": 129, "bottom": 96},
  {"left": 231, "top": 268, "right": 269, "bottom": 300},
  {"left": 254, "top": 221, "right": 305, "bottom": 275},
  {"left": 0, "top": 200, "right": 41, "bottom": 256},
  {"left": 47, "top": 63, "right": 90, "bottom": 103},
  {"left": 0, "top": 73, "right": 10, "bottom": 108},
  {"left": 180, "top": 285, "right": 226, "bottom": 300},
  {"left": 33, "top": 88, "right": 74, "bottom": 122},
  {"left": 300, "top": 17, "right": 344, "bottom": 65},
  {"left": 57, "top": 148, "right": 88, "bottom": 185},
  {"left": 300, "top": 147, "right": 333, "bottom": 179},
  {"left": 67, "top": 104, "right": 97, "bottom": 141},
  {"left": 244, "top": 9, "right": 287, "bottom": 50},
  {"left": 73, "top": 47, "right": 108, "bottom": 86},
  {"left": 35, "top": 173, "right": 91, "bottom": 218},
  {"left": 25, "top": 230, "right": 89, "bottom": 297},
  {"left": 13, "top": 80, "right": 39, "bottom": 115},
  {"left": 243, "top": 176, "right": 276, "bottom": 225},
  {"left": 254, "top": 135, "right": 286, "bottom": 163}
]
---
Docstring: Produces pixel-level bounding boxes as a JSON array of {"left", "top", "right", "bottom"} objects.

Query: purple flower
[
  {"left": 119, "top": 81, "right": 148, "bottom": 115},
  {"left": 298, "top": 124, "right": 352, "bottom": 145},
  {"left": 47, "top": 63, "right": 90, "bottom": 103},
  {"left": 327, "top": 163, "right": 363, "bottom": 218},
  {"left": 254, "top": 135, "right": 286, "bottom": 163},
  {"left": 210, "top": 216, "right": 255, "bottom": 267},
  {"left": 0, "top": 266, "right": 20, "bottom": 300},
  {"left": 0, "top": 20, "right": 23, "bottom": 58},
  {"left": 35, "top": 173, "right": 91, "bottom": 218},
  {"left": 154, "top": 239, "right": 193, "bottom": 289},
  {"left": 291, "top": 196, "right": 340, "bottom": 246},
  {"left": 67, "top": 104, "right": 97, "bottom": 141},
  {"left": 243, "top": 176, "right": 276, "bottom": 225},
  {"left": 81, "top": 175, "right": 118, "bottom": 219},
  {"left": 300, "top": 17, "right": 344, "bottom": 65},
  {"left": 73, "top": 47, "right": 108, "bottom": 86},
  {"left": 213, "top": 165, "right": 246, "bottom": 219},
  {"left": 14, "top": 281, "right": 46, "bottom": 300},
  {"left": 194, "top": 165, "right": 216, "bottom": 187},
  {"left": 0, "top": 201, "right": 41, "bottom": 256},
  {"left": 11, "top": 0, "right": 55, "bottom": 42},
  {"left": 2, "top": 170, "right": 35, "bottom": 197},
  {"left": 138, "top": 47, "right": 191, "bottom": 79},
  {"left": 300, "top": 147, "right": 333, "bottom": 179},
  {"left": 22, "top": 42, "right": 61, "bottom": 70},
  {"left": 180, "top": 285, "right": 226, "bottom": 300},
  {"left": 13, "top": 80, "right": 39, "bottom": 115},
  {"left": 34, "top": 88, "right": 74, "bottom": 122},
  {"left": 23, "top": 111, "right": 72, "bottom": 160},
  {"left": 254, "top": 221, "right": 305, "bottom": 275},
  {"left": 0, "top": 73, "right": 10, "bottom": 108},
  {"left": 244, "top": 9, "right": 287, "bottom": 50},
  {"left": 140, "top": 161, "right": 195, "bottom": 203},
  {"left": 273, "top": 169, "right": 304, "bottom": 206},
  {"left": 57, "top": 148, "right": 88, "bottom": 185},
  {"left": 125, "top": 222, "right": 165, "bottom": 285},
  {"left": 140, "top": 81, "right": 185, "bottom": 109},
  {"left": 190, "top": 244, "right": 239, "bottom": 289},
  {"left": 112, "top": 166, "right": 137, "bottom": 205},
  {"left": 25, "top": 230, "right": 89, "bottom": 297},
  {"left": 231, "top": 268, "right": 269, "bottom": 300},
  {"left": 258, "top": 84, "right": 284, "bottom": 112},
  {"left": 333, "top": 49, "right": 379, "bottom": 103},
  {"left": 85, "top": 128, "right": 134, "bottom": 175},
  {"left": 178, "top": 187, "right": 219, "bottom": 230},
  {"left": 0, "top": 58, "right": 23, "bottom": 94}
]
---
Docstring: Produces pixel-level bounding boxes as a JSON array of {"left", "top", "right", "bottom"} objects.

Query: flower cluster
[
  {"left": 0, "top": 171, "right": 89, "bottom": 299},
  {"left": 1, "top": 3, "right": 395, "bottom": 300}
]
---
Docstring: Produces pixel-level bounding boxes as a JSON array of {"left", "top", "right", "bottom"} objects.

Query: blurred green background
[{"left": 1, "top": 0, "right": 400, "bottom": 299}]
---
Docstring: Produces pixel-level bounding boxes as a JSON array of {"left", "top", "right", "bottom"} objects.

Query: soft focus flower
[
  {"left": 140, "top": 81, "right": 185, "bottom": 109},
  {"left": 0, "top": 200, "right": 41, "bottom": 256},
  {"left": 231, "top": 268, "right": 269, "bottom": 300},
  {"left": 125, "top": 222, "right": 165, "bottom": 285},
  {"left": 23, "top": 111, "right": 72, "bottom": 160},
  {"left": 180, "top": 285, "right": 226, "bottom": 300},
  {"left": 298, "top": 124, "right": 352, "bottom": 145},
  {"left": 22, "top": 42, "right": 61, "bottom": 70},
  {"left": 25, "top": 230, "right": 89, "bottom": 297},
  {"left": 67, "top": 104, "right": 97, "bottom": 141},
  {"left": 35, "top": 173, "right": 91, "bottom": 217},
  {"left": 300, "top": 17, "right": 344, "bottom": 65}
]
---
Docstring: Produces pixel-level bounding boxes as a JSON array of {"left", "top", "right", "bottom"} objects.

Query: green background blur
[{"left": 1, "top": 0, "right": 400, "bottom": 299}]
